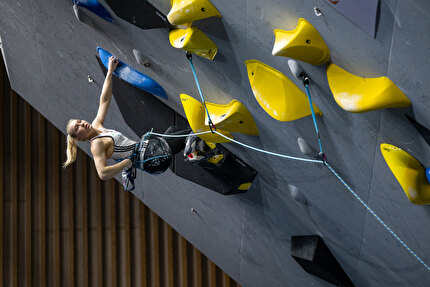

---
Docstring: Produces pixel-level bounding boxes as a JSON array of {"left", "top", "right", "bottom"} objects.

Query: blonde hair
[
  {"left": 63, "top": 134, "right": 78, "bottom": 168},
  {"left": 63, "top": 120, "right": 78, "bottom": 168}
]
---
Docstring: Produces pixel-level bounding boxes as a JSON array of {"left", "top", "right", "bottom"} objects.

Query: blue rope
[
  {"left": 145, "top": 130, "right": 430, "bottom": 272},
  {"left": 150, "top": 131, "right": 212, "bottom": 138},
  {"left": 213, "top": 131, "right": 323, "bottom": 164},
  {"left": 326, "top": 163, "right": 430, "bottom": 272},
  {"left": 187, "top": 55, "right": 216, "bottom": 132},
  {"left": 149, "top": 130, "right": 323, "bottom": 164},
  {"left": 136, "top": 155, "right": 170, "bottom": 165},
  {"left": 146, "top": 64, "right": 430, "bottom": 272},
  {"left": 302, "top": 81, "right": 428, "bottom": 272},
  {"left": 304, "top": 84, "right": 323, "bottom": 156}
]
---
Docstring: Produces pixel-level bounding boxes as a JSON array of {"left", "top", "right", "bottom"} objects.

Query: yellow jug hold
[
  {"left": 327, "top": 63, "right": 411, "bottom": 113},
  {"left": 169, "top": 27, "right": 217, "bottom": 60},
  {"left": 380, "top": 143, "right": 430, "bottom": 205},
  {"left": 167, "top": 0, "right": 222, "bottom": 26},
  {"left": 272, "top": 18, "right": 330, "bottom": 65},
  {"left": 245, "top": 59, "right": 322, "bottom": 122}
]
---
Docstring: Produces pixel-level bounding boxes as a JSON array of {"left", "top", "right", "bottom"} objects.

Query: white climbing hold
[
  {"left": 288, "top": 184, "right": 307, "bottom": 205},
  {"left": 288, "top": 60, "right": 305, "bottom": 80},
  {"left": 132, "top": 49, "right": 150, "bottom": 67},
  {"left": 297, "top": 137, "right": 315, "bottom": 157},
  {"left": 73, "top": 4, "right": 94, "bottom": 27}
]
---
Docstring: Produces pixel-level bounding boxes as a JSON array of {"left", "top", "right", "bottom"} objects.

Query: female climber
[{"left": 63, "top": 56, "right": 189, "bottom": 191}]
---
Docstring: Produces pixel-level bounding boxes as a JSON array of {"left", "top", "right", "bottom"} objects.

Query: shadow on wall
[
  {"left": 194, "top": 17, "right": 243, "bottom": 91},
  {"left": 96, "top": 55, "right": 175, "bottom": 136},
  {"left": 96, "top": 55, "right": 261, "bottom": 195},
  {"left": 258, "top": 178, "right": 374, "bottom": 287},
  {"left": 424, "top": 206, "right": 430, "bottom": 218}
]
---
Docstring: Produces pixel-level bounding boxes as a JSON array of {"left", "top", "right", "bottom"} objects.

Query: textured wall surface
[
  {"left": 0, "top": 0, "right": 429, "bottom": 286},
  {"left": 0, "top": 52, "right": 240, "bottom": 287}
]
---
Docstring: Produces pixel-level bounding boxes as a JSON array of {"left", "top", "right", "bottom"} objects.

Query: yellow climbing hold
[
  {"left": 169, "top": 27, "right": 217, "bottom": 60},
  {"left": 380, "top": 143, "right": 430, "bottom": 205},
  {"left": 168, "top": 0, "right": 222, "bottom": 26},
  {"left": 180, "top": 94, "right": 232, "bottom": 143},
  {"left": 206, "top": 153, "right": 224, "bottom": 164},
  {"left": 204, "top": 141, "right": 224, "bottom": 164},
  {"left": 272, "top": 18, "right": 330, "bottom": 65},
  {"left": 327, "top": 63, "right": 411, "bottom": 113},
  {"left": 180, "top": 94, "right": 259, "bottom": 142},
  {"left": 205, "top": 100, "right": 259, "bottom": 135},
  {"left": 245, "top": 59, "right": 322, "bottom": 122},
  {"left": 238, "top": 182, "right": 252, "bottom": 191}
]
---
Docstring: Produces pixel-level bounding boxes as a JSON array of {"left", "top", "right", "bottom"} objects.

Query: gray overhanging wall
[
  {"left": 0, "top": 50, "right": 240, "bottom": 287},
  {"left": 1, "top": 0, "right": 430, "bottom": 286}
]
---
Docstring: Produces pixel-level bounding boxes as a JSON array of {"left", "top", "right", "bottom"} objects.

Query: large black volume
[
  {"left": 291, "top": 235, "right": 354, "bottom": 287},
  {"left": 104, "top": 0, "right": 172, "bottom": 29}
]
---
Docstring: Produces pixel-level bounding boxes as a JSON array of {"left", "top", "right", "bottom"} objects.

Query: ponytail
[{"left": 63, "top": 134, "right": 78, "bottom": 168}]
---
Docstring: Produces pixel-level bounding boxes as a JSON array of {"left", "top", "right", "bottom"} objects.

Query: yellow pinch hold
[
  {"left": 206, "top": 154, "right": 224, "bottom": 164},
  {"left": 167, "top": 0, "right": 222, "bottom": 26},
  {"left": 380, "top": 144, "right": 430, "bottom": 205},
  {"left": 180, "top": 94, "right": 232, "bottom": 143},
  {"left": 245, "top": 59, "right": 322, "bottom": 122},
  {"left": 238, "top": 182, "right": 252, "bottom": 191},
  {"left": 272, "top": 18, "right": 330, "bottom": 65},
  {"left": 327, "top": 63, "right": 411, "bottom": 113},
  {"left": 169, "top": 27, "right": 217, "bottom": 60},
  {"left": 205, "top": 100, "right": 259, "bottom": 135}
]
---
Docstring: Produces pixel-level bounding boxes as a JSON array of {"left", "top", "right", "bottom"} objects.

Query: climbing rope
[
  {"left": 150, "top": 130, "right": 323, "bottom": 164},
  {"left": 147, "top": 128, "right": 430, "bottom": 271},
  {"left": 326, "top": 163, "right": 430, "bottom": 272},
  {"left": 187, "top": 53, "right": 216, "bottom": 133},
  {"left": 150, "top": 130, "right": 211, "bottom": 138},
  {"left": 181, "top": 58, "right": 430, "bottom": 273},
  {"left": 304, "top": 82, "right": 324, "bottom": 158},
  {"left": 213, "top": 131, "right": 323, "bottom": 164}
]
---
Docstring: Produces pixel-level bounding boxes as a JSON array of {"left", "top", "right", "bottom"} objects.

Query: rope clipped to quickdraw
[
  {"left": 186, "top": 52, "right": 216, "bottom": 133},
  {"left": 150, "top": 130, "right": 324, "bottom": 164},
  {"left": 144, "top": 129, "right": 430, "bottom": 272},
  {"left": 142, "top": 128, "right": 153, "bottom": 141},
  {"left": 303, "top": 76, "right": 326, "bottom": 165},
  {"left": 145, "top": 62, "right": 430, "bottom": 272}
]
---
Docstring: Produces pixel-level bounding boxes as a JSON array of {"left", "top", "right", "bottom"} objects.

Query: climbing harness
[
  {"left": 117, "top": 129, "right": 171, "bottom": 173},
  {"left": 187, "top": 52, "right": 216, "bottom": 133}
]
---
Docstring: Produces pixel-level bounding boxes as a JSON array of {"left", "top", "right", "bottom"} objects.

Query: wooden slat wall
[{"left": 0, "top": 54, "right": 241, "bottom": 287}]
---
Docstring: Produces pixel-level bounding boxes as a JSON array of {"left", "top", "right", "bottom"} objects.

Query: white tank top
[{"left": 90, "top": 129, "right": 137, "bottom": 160}]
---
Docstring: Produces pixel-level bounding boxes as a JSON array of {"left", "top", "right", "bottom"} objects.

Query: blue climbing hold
[
  {"left": 426, "top": 168, "right": 430, "bottom": 184},
  {"left": 72, "top": 0, "right": 114, "bottom": 23},
  {"left": 97, "top": 47, "right": 167, "bottom": 99}
]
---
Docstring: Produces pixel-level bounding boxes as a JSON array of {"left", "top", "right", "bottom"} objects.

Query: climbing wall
[{"left": 0, "top": 0, "right": 429, "bottom": 286}]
